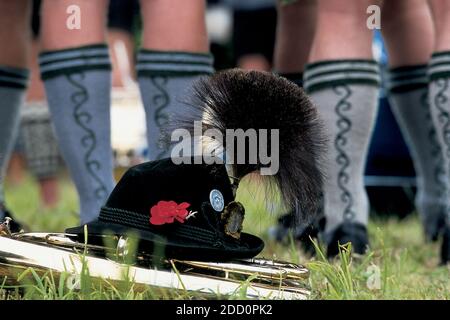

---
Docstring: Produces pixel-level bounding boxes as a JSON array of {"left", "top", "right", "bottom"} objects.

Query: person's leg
[
  {"left": 19, "top": 0, "right": 61, "bottom": 209},
  {"left": 137, "top": 0, "right": 213, "bottom": 160},
  {"left": 107, "top": 0, "right": 138, "bottom": 87},
  {"left": 108, "top": 30, "right": 135, "bottom": 88},
  {"left": 21, "top": 101, "right": 61, "bottom": 209},
  {"left": 381, "top": 0, "right": 446, "bottom": 241},
  {"left": 25, "top": 37, "right": 60, "bottom": 209},
  {"left": 428, "top": 0, "right": 450, "bottom": 263},
  {"left": 0, "top": 0, "right": 31, "bottom": 230},
  {"left": 6, "top": 153, "right": 26, "bottom": 186},
  {"left": 304, "top": 0, "right": 381, "bottom": 257},
  {"left": 269, "top": 0, "right": 320, "bottom": 252},
  {"left": 274, "top": 0, "right": 317, "bottom": 86},
  {"left": 39, "top": 0, "right": 115, "bottom": 224},
  {"left": 233, "top": 5, "right": 277, "bottom": 71}
]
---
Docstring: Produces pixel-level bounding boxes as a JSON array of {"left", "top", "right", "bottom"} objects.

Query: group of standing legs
[
  {"left": 275, "top": 0, "right": 450, "bottom": 263},
  {"left": 0, "top": 0, "right": 212, "bottom": 226}
]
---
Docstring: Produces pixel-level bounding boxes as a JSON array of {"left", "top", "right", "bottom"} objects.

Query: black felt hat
[
  {"left": 67, "top": 69, "right": 325, "bottom": 262},
  {"left": 66, "top": 157, "right": 264, "bottom": 261}
]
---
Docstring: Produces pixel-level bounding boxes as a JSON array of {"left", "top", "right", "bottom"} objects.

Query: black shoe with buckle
[{"left": 326, "top": 222, "right": 369, "bottom": 258}]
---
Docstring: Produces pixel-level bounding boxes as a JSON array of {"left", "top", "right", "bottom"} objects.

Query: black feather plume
[{"left": 171, "top": 69, "right": 325, "bottom": 223}]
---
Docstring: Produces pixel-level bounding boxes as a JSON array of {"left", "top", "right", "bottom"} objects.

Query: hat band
[{"left": 99, "top": 206, "right": 224, "bottom": 247}]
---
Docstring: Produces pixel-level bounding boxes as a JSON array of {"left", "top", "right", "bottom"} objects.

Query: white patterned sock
[
  {"left": 0, "top": 66, "right": 29, "bottom": 217},
  {"left": 428, "top": 51, "right": 450, "bottom": 229},
  {"left": 39, "top": 44, "right": 115, "bottom": 224},
  {"left": 304, "top": 59, "right": 380, "bottom": 237},
  {"left": 136, "top": 50, "right": 214, "bottom": 161},
  {"left": 388, "top": 65, "right": 448, "bottom": 240}
]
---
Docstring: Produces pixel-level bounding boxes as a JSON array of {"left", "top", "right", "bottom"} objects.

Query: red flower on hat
[{"left": 150, "top": 201, "right": 191, "bottom": 225}]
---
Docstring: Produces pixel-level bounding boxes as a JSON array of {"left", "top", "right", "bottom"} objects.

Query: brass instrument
[{"left": 0, "top": 228, "right": 311, "bottom": 300}]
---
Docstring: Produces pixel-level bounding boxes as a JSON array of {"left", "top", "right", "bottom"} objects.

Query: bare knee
[
  {"left": 40, "top": 0, "right": 108, "bottom": 50},
  {"left": 310, "top": 0, "right": 379, "bottom": 61},
  {"left": 0, "top": 0, "right": 31, "bottom": 38},
  {"left": 274, "top": 0, "right": 317, "bottom": 72},
  {"left": 429, "top": 0, "right": 450, "bottom": 51},
  {"left": 140, "top": 0, "right": 208, "bottom": 52},
  {"left": 0, "top": 0, "right": 31, "bottom": 67},
  {"left": 381, "top": 0, "right": 434, "bottom": 66},
  {"left": 382, "top": 0, "right": 432, "bottom": 34}
]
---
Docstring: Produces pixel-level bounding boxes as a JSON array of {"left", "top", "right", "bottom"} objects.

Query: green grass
[{"left": 1, "top": 172, "right": 449, "bottom": 300}]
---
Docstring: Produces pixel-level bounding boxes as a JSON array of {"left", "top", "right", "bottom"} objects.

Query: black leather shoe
[
  {"left": 424, "top": 213, "right": 446, "bottom": 243},
  {"left": 268, "top": 212, "right": 325, "bottom": 255},
  {"left": 326, "top": 222, "right": 369, "bottom": 258},
  {"left": 440, "top": 226, "right": 450, "bottom": 265},
  {"left": 0, "top": 204, "right": 25, "bottom": 233}
]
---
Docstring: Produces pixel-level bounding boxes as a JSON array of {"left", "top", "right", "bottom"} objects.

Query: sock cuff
[
  {"left": 303, "top": 59, "right": 380, "bottom": 93},
  {"left": 428, "top": 51, "right": 450, "bottom": 81},
  {"left": 277, "top": 72, "right": 303, "bottom": 87},
  {"left": 0, "top": 65, "right": 29, "bottom": 89},
  {"left": 387, "top": 64, "right": 428, "bottom": 93},
  {"left": 39, "top": 44, "right": 111, "bottom": 80},
  {"left": 136, "top": 49, "right": 214, "bottom": 77}
]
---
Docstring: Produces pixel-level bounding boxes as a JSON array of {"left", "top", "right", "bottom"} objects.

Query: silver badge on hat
[{"left": 209, "top": 189, "right": 224, "bottom": 212}]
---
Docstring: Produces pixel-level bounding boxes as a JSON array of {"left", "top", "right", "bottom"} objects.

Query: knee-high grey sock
[
  {"left": 136, "top": 50, "right": 214, "bottom": 161},
  {"left": 0, "top": 66, "right": 29, "bottom": 218},
  {"left": 39, "top": 44, "right": 115, "bottom": 224},
  {"left": 388, "top": 65, "right": 448, "bottom": 240},
  {"left": 429, "top": 51, "right": 450, "bottom": 228},
  {"left": 304, "top": 60, "right": 380, "bottom": 238}
]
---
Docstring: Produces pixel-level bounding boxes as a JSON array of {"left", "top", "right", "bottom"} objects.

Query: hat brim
[{"left": 65, "top": 220, "right": 264, "bottom": 262}]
